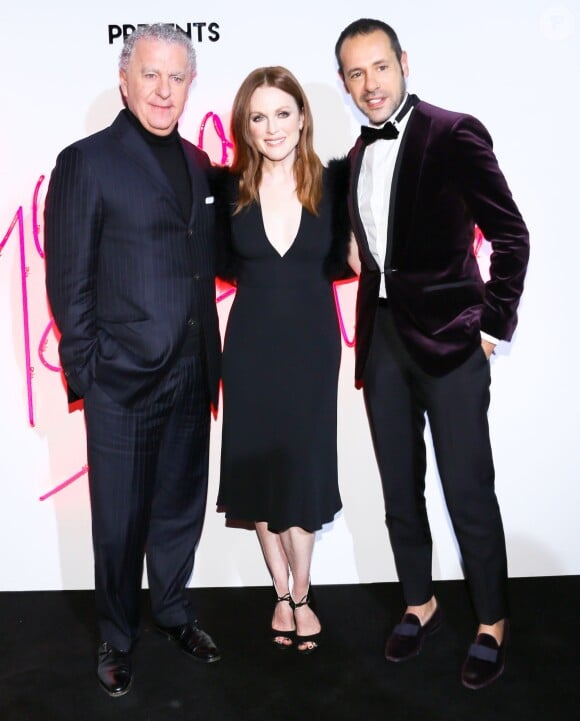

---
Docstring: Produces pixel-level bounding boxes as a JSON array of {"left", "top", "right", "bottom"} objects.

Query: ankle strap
[{"left": 292, "top": 593, "right": 310, "bottom": 609}]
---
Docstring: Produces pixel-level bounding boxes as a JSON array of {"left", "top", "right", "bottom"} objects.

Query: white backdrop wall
[{"left": 1, "top": 1, "right": 578, "bottom": 591}]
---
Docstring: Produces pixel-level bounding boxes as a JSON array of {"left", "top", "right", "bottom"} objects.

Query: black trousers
[
  {"left": 362, "top": 306, "right": 508, "bottom": 624},
  {"left": 83, "top": 354, "right": 210, "bottom": 650}
]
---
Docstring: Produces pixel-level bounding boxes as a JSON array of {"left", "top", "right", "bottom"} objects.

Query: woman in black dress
[{"left": 216, "top": 66, "right": 354, "bottom": 653}]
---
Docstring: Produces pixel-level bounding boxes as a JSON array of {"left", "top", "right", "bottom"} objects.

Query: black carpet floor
[{"left": 1, "top": 577, "right": 578, "bottom": 721}]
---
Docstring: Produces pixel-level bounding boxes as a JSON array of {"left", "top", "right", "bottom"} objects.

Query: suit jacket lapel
[
  {"left": 388, "top": 105, "right": 431, "bottom": 266},
  {"left": 111, "top": 112, "right": 183, "bottom": 217},
  {"left": 351, "top": 95, "right": 429, "bottom": 273},
  {"left": 349, "top": 139, "right": 381, "bottom": 271},
  {"left": 182, "top": 143, "right": 208, "bottom": 225}
]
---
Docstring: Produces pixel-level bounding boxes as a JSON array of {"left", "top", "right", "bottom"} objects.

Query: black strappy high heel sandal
[
  {"left": 271, "top": 590, "right": 296, "bottom": 650},
  {"left": 292, "top": 588, "right": 321, "bottom": 655}
]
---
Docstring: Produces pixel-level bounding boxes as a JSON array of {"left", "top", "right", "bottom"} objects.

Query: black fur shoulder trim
[{"left": 324, "top": 157, "right": 354, "bottom": 280}]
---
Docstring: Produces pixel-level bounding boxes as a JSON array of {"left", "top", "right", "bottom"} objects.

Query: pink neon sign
[
  {"left": 1, "top": 110, "right": 487, "bottom": 501},
  {"left": 0, "top": 113, "right": 355, "bottom": 502}
]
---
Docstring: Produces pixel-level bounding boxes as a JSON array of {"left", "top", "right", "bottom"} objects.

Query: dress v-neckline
[{"left": 258, "top": 203, "right": 303, "bottom": 259}]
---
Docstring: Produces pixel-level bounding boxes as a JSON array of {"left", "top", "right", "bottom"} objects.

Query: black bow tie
[
  {"left": 360, "top": 94, "right": 417, "bottom": 146},
  {"left": 360, "top": 122, "right": 399, "bottom": 145}
]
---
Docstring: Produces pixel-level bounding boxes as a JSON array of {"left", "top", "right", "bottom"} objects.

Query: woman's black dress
[{"left": 217, "top": 166, "right": 350, "bottom": 532}]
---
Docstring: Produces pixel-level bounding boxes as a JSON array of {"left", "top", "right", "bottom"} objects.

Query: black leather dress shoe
[
  {"left": 385, "top": 605, "right": 442, "bottom": 662},
  {"left": 97, "top": 642, "right": 132, "bottom": 697},
  {"left": 156, "top": 621, "right": 222, "bottom": 663},
  {"left": 461, "top": 621, "right": 509, "bottom": 689}
]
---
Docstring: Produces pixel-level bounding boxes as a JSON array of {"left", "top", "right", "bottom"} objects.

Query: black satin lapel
[
  {"left": 388, "top": 109, "right": 432, "bottom": 266},
  {"left": 350, "top": 139, "right": 381, "bottom": 271}
]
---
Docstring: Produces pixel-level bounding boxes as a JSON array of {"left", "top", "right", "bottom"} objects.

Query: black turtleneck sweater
[{"left": 124, "top": 108, "right": 192, "bottom": 221}]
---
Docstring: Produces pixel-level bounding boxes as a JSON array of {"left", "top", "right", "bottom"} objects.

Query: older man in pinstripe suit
[{"left": 44, "top": 24, "right": 222, "bottom": 696}]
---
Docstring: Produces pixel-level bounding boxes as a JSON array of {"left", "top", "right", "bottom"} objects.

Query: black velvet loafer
[
  {"left": 385, "top": 605, "right": 442, "bottom": 662},
  {"left": 461, "top": 621, "right": 509, "bottom": 689},
  {"left": 97, "top": 642, "right": 132, "bottom": 697},
  {"left": 156, "top": 621, "right": 222, "bottom": 663}
]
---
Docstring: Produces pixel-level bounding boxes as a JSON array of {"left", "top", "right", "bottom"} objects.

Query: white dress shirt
[{"left": 357, "top": 94, "right": 413, "bottom": 298}]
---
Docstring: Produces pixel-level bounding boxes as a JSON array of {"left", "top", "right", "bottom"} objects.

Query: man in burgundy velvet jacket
[{"left": 336, "top": 18, "right": 529, "bottom": 689}]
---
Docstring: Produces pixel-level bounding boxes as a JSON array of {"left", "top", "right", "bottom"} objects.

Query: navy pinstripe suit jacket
[{"left": 45, "top": 110, "right": 221, "bottom": 408}]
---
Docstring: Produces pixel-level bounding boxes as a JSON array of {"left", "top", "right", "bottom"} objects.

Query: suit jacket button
[
  {"left": 193, "top": 273, "right": 200, "bottom": 280},
  {"left": 187, "top": 318, "right": 198, "bottom": 327}
]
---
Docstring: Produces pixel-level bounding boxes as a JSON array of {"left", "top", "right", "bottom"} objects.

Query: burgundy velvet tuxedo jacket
[
  {"left": 348, "top": 96, "right": 530, "bottom": 384},
  {"left": 45, "top": 111, "right": 221, "bottom": 408}
]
